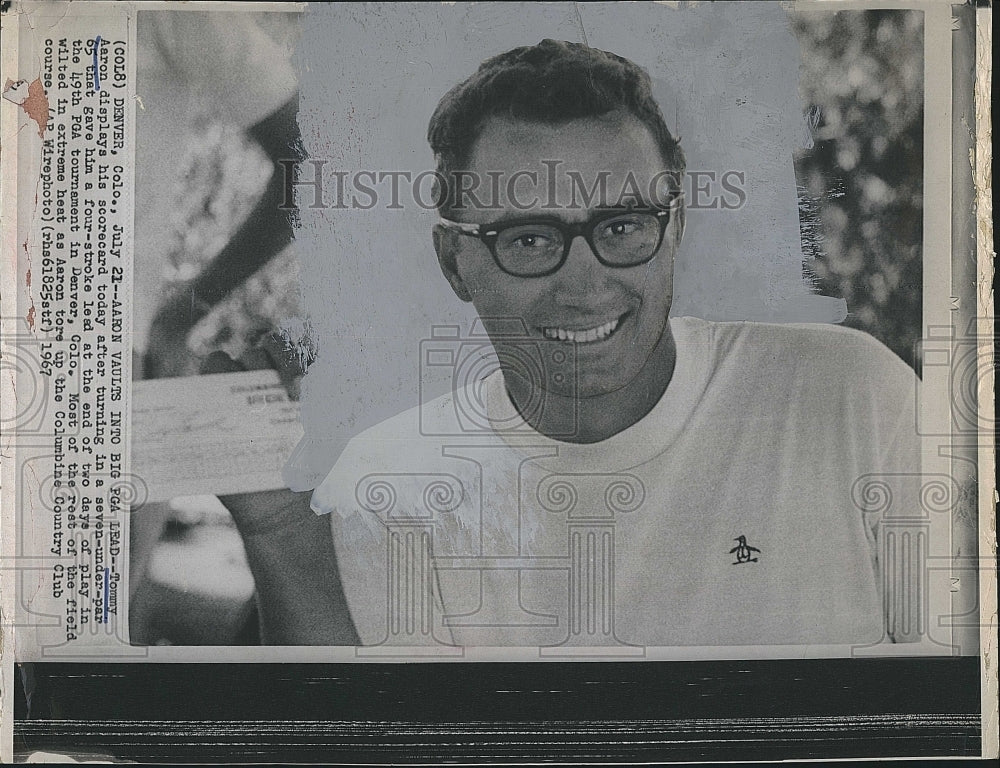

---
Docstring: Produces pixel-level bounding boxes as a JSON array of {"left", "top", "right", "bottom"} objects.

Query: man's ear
[{"left": 433, "top": 224, "right": 473, "bottom": 303}]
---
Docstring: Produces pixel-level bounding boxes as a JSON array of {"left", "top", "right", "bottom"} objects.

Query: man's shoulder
[
  {"left": 683, "top": 317, "right": 914, "bottom": 384},
  {"left": 310, "top": 381, "right": 498, "bottom": 515},
  {"left": 703, "top": 316, "right": 895, "bottom": 354},
  {"left": 345, "top": 379, "right": 489, "bottom": 453}
]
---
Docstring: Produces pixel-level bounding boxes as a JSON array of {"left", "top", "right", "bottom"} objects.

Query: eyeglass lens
[{"left": 494, "top": 212, "right": 662, "bottom": 275}]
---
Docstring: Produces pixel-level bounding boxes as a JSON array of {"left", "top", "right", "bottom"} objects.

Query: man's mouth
[{"left": 541, "top": 314, "right": 625, "bottom": 344}]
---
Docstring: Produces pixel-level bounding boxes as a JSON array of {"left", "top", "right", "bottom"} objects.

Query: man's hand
[
  {"left": 202, "top": 334, "right": 356, "bottom": 643},
  {"left": 199, "top": 332, "right": 307, "bottom": 536},
  {"left": 217, "top": 488, "right": 359, "bottom": 645},
  {"left": 199, "top": 330, "right": 305, "bottom": 400}
]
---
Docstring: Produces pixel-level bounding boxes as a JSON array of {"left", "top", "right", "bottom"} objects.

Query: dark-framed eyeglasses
[{"left": 438, "top": 203, "right": 675, "bottom": 278}]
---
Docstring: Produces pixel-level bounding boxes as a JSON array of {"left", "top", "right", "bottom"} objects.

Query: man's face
[{"left": 435, "top": 112, "right": 681, "bottom": 399}]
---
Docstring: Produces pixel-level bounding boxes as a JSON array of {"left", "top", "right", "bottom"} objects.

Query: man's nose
[{"left": 551, "top": 234, "right": 609, "bottom": 301}]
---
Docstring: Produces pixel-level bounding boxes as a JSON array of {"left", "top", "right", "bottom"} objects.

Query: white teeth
[{"left": 543, "top": 317, "right": 621, "bottom": 343}]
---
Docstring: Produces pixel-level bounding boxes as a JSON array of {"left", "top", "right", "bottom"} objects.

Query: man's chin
[
  {"left": 503, "top": 370, "right": 628, "bottom": 401},
  {"left": 566, "top": 378, "right": 632, "bottom": 400}
]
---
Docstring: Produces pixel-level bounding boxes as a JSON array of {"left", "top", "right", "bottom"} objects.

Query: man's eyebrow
[{"left": 478, "top": 201, "right": 659, "bottom": 229}]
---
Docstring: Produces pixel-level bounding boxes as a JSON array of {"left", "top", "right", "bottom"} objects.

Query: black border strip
[
  {"left": 13, "top": 658, "right": 982, "bottom": 762},
  {"left": 12, "top": 715, "right": 983, "bottom": 763}
]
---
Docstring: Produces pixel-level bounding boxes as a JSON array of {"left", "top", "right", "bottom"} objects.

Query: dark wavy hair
[{"left": 427, "top": 39, "right": 685, "bottom": 211}]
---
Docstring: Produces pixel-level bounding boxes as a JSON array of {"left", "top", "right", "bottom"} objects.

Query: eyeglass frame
[{"left": 436, "top": 199, "right": 678, "bottom": 278}]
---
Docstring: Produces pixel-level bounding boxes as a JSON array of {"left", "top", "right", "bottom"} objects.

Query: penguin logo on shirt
[{"left": 730, "top": 535, "right": 760, "bottom": 565}]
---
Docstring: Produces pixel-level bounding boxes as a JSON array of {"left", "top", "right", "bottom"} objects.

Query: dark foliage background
[{"left": 792, "top": 9, "right": 924, "bottom": 371}]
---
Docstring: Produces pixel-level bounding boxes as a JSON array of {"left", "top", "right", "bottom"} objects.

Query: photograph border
[{"left": 2, "top": 0, "right": 994, "bottom": 762}]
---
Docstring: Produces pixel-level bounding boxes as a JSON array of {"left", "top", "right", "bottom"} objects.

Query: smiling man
[
  {"left": 298, "top": 40, "right": 924, "bottom": 649},
  {"left": 433, "top": 111, "right": 682, "bottom": 444}
]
